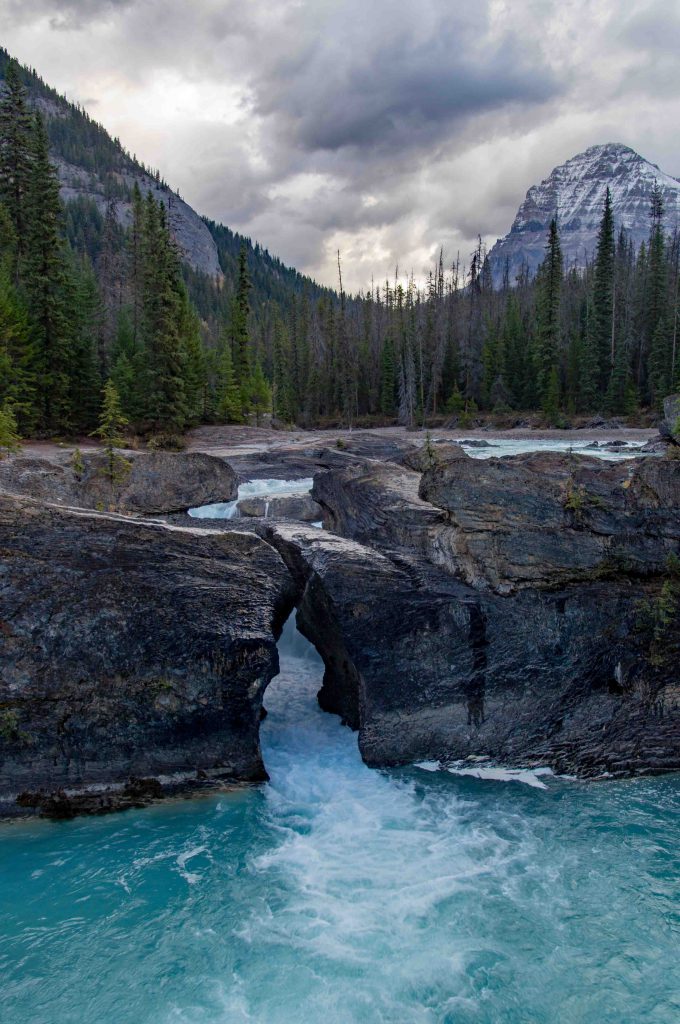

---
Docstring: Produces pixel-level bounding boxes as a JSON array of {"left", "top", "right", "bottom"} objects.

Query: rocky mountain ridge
[
  {"left": 29, "top": 83, "right": 223, "bottom": 278},
  {"left": 0, "top": 48, "right": 332, "bottom": 305},
  {"left": 489, "top": 143, "right": 680, "bottom": 283}
]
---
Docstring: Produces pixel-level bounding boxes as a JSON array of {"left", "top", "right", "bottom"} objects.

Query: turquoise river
[{"left": 1, "top": 610, "right": 679, "bottom": 1023}]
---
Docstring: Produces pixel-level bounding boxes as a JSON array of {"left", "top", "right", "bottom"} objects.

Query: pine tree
[
  {"left": 534, "top": 219, "right": 563, "bottom": 412},
  {"left": 140, "top": 196, "right": 187, "bottom": 431},
  {"left": 379, "top": 334, "right": 396, "bottom": 416},
  {"left": 0, "top": 61, "right": 33, "bottom": 271},
  {"left": 643, "top": 183, "right": 669, "bottom": 404},
  {"left": 92, "top": 379, "right": 131, "bottom": 500},
  {"left": 0, "top": 400, "right": 21, "bottom": 457},
  {"left": 179, "top": 288, "right": 206, "bottom": 424},
  {"left": 577, "top": 297, "right": 599, "bottom": 411},
  {"left": 590, "top": 187, "right": 616, "bottom": 395},
  {"left": 128, "top": 182, "right": 144, "bottom": 346},
  {"left": 68, "top": 256, "right": 103, "bottom": 432},
  {"left": 649, "top": 316, "right": 672, "bottom": 407},
  {"left": 231, "top": 243, "right": 252, "bottom": 413},
  {"left": 214, "top": 338, "right": 242, "bottom": 423},
  {"left": 248, "top": 361, "right": 271, "bottom": 426},
  {"left": 605, "top": 329, "right": 637, "bottom": 414},
  {"left": 272, "top": 314, "right": 294, "bottom": 422},
  {"left": 0, "top": 203, "right": 32, "bottom": 418},
  {"left": 24, "top": 113, "right": 73, "bottom": 433}
]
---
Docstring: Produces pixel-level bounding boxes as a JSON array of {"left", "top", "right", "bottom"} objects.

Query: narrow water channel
[{"left": 1, "top": 612, "right": 678, "bottom": 1023}]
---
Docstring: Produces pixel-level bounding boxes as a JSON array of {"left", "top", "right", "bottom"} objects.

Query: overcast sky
[{"left": 2, "top": 0, "right": 680, "bottom": 290}]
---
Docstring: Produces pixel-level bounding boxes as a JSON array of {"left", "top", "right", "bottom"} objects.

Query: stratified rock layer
[
  {"left": 1, "top": 443, "right": 678, "bottom": 818},
  {"left": 0, "top": 495, "right": 295, "bottom": 817},
  {"left": 303, "top": 450, "right": 680, "bottom": 776}
]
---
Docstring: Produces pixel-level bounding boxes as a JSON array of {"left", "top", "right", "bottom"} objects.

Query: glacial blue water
[{"left": 1, "top": 616, "right": 679, "bottom": 1024}]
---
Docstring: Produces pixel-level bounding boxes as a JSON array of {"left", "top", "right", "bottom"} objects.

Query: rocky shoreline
[{"left": 1, "top": 421, "right": 678, "bottom": 818}]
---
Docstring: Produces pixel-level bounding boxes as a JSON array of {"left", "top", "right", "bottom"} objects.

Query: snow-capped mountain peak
[{"left": 488, "top": 142, "right": 680, "bottom": 283}]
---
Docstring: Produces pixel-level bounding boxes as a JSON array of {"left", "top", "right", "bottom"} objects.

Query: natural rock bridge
[{"left": 0, "top": 445, "right": 678, "bottom": 817}]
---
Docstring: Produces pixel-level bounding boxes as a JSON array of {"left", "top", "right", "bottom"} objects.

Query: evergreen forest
[{"left": 1, "top": 52, "right": 678, "bottom": 442}]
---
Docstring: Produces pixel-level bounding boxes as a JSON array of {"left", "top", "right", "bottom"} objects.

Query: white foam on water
[
  {"left": 446, "top": 764, "right": 553, "bottom": 789},
  {"left": 415, "top": 760, "right": 554, "bottom": 789},
  {"left": 176, "top": 845, "right": 209, "bottom": 885},
  {"left": 455, "top": 438, "right": 650, "bottom": 461},
  {"left": 187, "top": 499, "right": 238, "bottom": 519}
]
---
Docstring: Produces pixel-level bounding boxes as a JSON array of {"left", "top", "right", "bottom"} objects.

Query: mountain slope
[
  {"left": 488, "top": 143, "right": 680, "bottom": 283},
  {"left": 0, "top": 48, "right": 332, "bottom": 311}
]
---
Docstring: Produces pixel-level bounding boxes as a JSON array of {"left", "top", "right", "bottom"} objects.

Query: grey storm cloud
[
  {"left": 4, "top": 0, "right": 133, "bottom": 30},
  {"left": 250, "top": 18, "right": 560, "bottom": 154},
  {"left": 2, "top": 0, "right": 680, "bottom": 289}
]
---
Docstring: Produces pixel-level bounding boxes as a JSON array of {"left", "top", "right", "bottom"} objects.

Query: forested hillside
[{"left": 0, "top": 49, "right": 678, "bottom": 443}]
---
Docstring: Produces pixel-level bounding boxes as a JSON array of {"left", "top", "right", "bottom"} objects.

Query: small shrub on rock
[{"left": 147, "top": 433, "right": 186, "bottom": 452}]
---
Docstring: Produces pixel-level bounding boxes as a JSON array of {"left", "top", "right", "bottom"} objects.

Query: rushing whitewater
[{"left": 1, "top": 613, "right": 678, "bottom": 1024}]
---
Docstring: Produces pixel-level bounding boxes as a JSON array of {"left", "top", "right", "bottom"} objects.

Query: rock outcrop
[
  {"left": 313, "top": 449, "right": 679, "bottom": 592},
  {"left": 419, "top": 449, "right": 680, "bottom": 590},
  {"left": 237, "top": 494, "right": 321, "bottom": 522},
  {"left": 0, "top": 494, "right": 295, "bottom": 817},
  {"left": 2, "top": 441, "right": 678, "bottom": 818},
  {"left": 661, "top": 394, "right": 680, "bottom": 444},
  {"left": 0, "top": 451, "right": 237, "bottom": 514},
  {"left": 303, "top": 449, "right": 680, "bottom": 776}
]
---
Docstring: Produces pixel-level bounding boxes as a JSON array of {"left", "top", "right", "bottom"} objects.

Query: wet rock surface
[{"left": 0, "top": 494, "right": 295, "bottom": 817}]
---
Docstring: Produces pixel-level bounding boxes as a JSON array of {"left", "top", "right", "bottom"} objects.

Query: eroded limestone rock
[
  {"left": 0, "top": 450, "right": 237, "bottom": 514},
  {"left": 0, "top": 494, "right": 295, "bottom": 817}
]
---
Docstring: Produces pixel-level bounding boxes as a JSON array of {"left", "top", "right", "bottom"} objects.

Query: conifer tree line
[
  {"left": 260, "top": 191, "right": 679, "bottom": 427},
  {"left": 1, "top": 53, "right": 679, "bottom": 441}
]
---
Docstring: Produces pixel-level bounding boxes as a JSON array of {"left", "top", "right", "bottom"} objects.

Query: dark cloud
[
  {"left": 254, "top": 24, "right": 560, "bottom": 155},
  {"left": 1, "top": 0, "right": 679, "bottom": 289},
  {"left": 5, "top": 0, "right": 133, "bottom": 31}
]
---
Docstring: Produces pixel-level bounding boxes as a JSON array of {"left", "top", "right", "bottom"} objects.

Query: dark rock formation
[
  {"left": 303, "top": 450, "right": 680, "bottom": 776},
  {"left": 238, "top": 494, "right": 321, "bottom": 522},
  {"left": 2, "top": 439, "right": 678, "bottom": 819},
  {"left": 419, "top": 450, "right": 680, "bottom": 590},
  {"left": 313, "top": 450, "right": 679, "bottom": 592},
  {"left": 0, "top": 451, "right": 237, "bottom": 514},
  {"left": 661, "top": 394, "right": 680, "bottom": 445},
  {"left": 0, "top": 494, "right": 295, "bottom": 817}
]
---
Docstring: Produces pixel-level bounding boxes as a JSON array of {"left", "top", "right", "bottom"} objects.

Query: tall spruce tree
[
  {"left": 0, "top": 61, "right": 32, "bottom": 272},
  {"left": 214, "top": 335, "right": 242, "bottom": 423},
  {"left": 24, "top": 113, "right": 73, "bottom": 433},
  {"left": 140, "top": 195, "right": 187, "bottom": 431},
  {"left": 272, "top": 314, "right": 294, "bottom": 423},
  {"left": 231, "top": 243, "right": 252, "bottom": 414},
  {"left": 590, "top": 187, "right": 615, "bottom": 396},
  {"left": 534, "top": 219, "right": 563, "bottom": 414}
]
